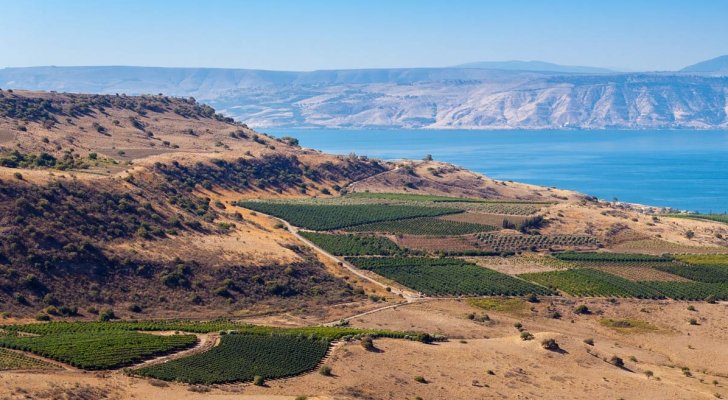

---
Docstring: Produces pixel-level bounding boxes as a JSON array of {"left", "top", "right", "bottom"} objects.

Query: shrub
[
  {"left": 98, "top": 308, "right": 116, "bottom": 321},
  {"left": 541, "top": 338, "right": 559, "bottom": 351},
  {"left": 361, "top": 336, "right": 375, "bottom": 351},
  {"left": 689, "top": 318, "right": 699, "bottom": 325},
  {"left": 574, "top": 305, "right": 591, "bottom": 315},
  {"left": 414, "top": 375, "right": 427, "bottom": 383},
  {"left": 319, "top": 365, "right": 332, "bottom": 376},
  {"left": 610, "top": 356, "right": 625, "bottom": 368},
  {"left": 644, "top": 370, "right": 654, "bottom": 378},
  {"left": 253, "top": 375, "right": 265, "bottom": 386},
  {"left": 583, "top": 338, "right": 594, "bottom": 346},
  {"left": 13, "top": 172, "right": 23, "bottom": 180},
  {"left": 520, "top": 331, "right": 534, "bottom": 341}
]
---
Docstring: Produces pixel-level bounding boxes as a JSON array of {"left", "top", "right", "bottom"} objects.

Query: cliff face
[{"left": 2, "top": 66, "right": 727, "bottom": 129}]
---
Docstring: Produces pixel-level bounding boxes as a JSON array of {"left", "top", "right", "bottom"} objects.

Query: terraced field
[
  {"left": 346, "top": 217, "right": 496, "bottom": 236},
  {"left": 349, "top": 257, "right": 553, "bottom": 296},
  {"left": 136, "top": 333, "right": 330, "bottom": 384}
]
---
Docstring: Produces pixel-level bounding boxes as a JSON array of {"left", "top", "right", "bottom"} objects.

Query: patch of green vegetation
[
  {"left": 520, "top": 269, "right": 664, "bottom": 298},
  {"left": 0, "top": 331, "right": 197, "bottom": 370},
  {"left": 673, "top": 254, "right": 728, "bottom": 267},
  {"left": 345, "top": 217, "right": 496, "bottom": 236},
  {"left": 299, "top": 232, "right": 405, "bottom": 256},
  {"left": 346, "top": 192, "right": 551, "bottom": 205},
  {"left": 475, "top": 233, "right": 599, "bottom": 251},
  {"left": 663, "top": 214, "right": 728, "bottom": 225},
  {"left": 553, "top": 252, "right": 672, "bottom": 263},
  {"left": 641, "top": 282, "right": 728, "bottom": 301},
  {"left": 0, "top": 348, "right": 60, "bottom": 371},
  {"left": 468, "top": 298, "right": 528, "bottom": 314},
  {"left": 136, "top": 333, "right": 329, "bottom": 384},
  {"left": 600, "top": 319, "right": 657, "bottom": 332},
  {"left": 0, "top": 320, "right": 426, "bottom": 342},
  {"left": 348, "top": 257, "right": 553, "bottom": 296},
  {"left": 0, "top": 150, "right": 115, "bottom": 170},
  {"left": 236, "top": 201, "right": 461, "bottom": 230},
  {"left": 654, "top": 264, "right": 728, "bottom": 283}
]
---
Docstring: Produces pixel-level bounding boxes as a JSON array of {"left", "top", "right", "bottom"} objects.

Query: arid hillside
[{"left": 1, "top": 90, "right": 728, "bottom": 400}]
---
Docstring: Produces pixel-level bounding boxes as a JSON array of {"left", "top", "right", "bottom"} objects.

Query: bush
[
  {"left": 574, "top": 305, "right": 591, "bottom": 315},
  {"left": 414, "top": 375, "right": 427, "bottom": 383},
  {"left": 541, "top": 338, "right": 559, "bottom": 351},
  {"left": 98, "top": 308, "right": 116, "bottom": 321},
  {"left": 520, "top": 331, "right": 534, "bottom": 341},
  {"left": 583, "top": 338, "right": 594, "bottom": 346},
  {"left": 610, "top": 355, "right": 625, "bottom": 368},
  {"left": 525, "top": 293, "right": 540, "bottom": 303},
  {"left": 253, "top": 375, "right": 265, "bottom": 386},
  {"left": 319, "top": 365, "right": 332, "bottom": 376},
  {"left": 361, "top": 336, "right": 375, "bottom": 351}
]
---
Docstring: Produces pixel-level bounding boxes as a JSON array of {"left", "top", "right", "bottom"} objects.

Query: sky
[{"left": 2, "top": 0, "right": 727, "bottom": 71}]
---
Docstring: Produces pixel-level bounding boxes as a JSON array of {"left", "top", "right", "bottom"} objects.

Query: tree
[{"left": 423, "top": 154, "right": 433, "bottom": 161}]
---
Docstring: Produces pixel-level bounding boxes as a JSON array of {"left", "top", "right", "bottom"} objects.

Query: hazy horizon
[{"left": 2, "top": 0, "right": 727, "bottom": 72}]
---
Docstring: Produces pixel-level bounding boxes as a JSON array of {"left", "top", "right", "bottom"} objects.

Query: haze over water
[{"left": 267, "top": 129, "right": 728, "bottom": 213}]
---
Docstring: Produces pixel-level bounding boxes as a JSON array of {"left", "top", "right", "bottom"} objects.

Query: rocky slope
[{"left": 2, "top": 64, "right": 728, "bottom": 129}]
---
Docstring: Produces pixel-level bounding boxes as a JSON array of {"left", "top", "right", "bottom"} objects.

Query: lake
[{"left": 265, "top": 129, "right": 728, "bottom": 213}]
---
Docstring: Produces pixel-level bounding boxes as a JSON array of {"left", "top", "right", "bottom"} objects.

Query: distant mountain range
[{"left": 1, "top": 57, "right": 727, "bottom": 129}]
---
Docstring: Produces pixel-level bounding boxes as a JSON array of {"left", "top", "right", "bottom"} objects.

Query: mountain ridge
[{"left": 2, "top": 60, "right": 728, "bottom": 129}]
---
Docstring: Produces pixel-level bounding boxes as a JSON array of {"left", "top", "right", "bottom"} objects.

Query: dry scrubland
[{"left": 0, "top": 90, "right": 727, "bottom": 399}]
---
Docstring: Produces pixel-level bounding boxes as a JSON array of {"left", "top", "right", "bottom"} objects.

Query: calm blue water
[{"left": 265, "top": 129, "right": 728, "bottom": 213}]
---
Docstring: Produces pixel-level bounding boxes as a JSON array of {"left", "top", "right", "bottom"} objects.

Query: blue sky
[{"left": 2, "top": 0, "right": 727, "bottom": 71}]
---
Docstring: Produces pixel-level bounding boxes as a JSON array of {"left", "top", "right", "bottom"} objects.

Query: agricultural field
[
  {"left": 346, "top": 192, "right": 547, "bottom": 215},
  {"left": 0, "top": 321, "right": 414, "bottom": 341},
  {"left": 299, "top": 231, "right": 405, "bottom": 256},
  {"left": 641, "top": 281, "right": 728, "bottom": 300},
  {"left": 445, "top": 202, "right": 544, "bottom": 215},
  {"left": 475, "top": 233, "right": 599, "bottom": 251},
  {"left": 611, "top": 239, "right": 728, "bottom": 255},
  {"left": 348, "top": 257, "right": 553, "bottom": 296},
  {"left": 663, "top": 213, "right": 728, "bottom": 224},
  {"left": 394, "top": 234, "right": 482, "bottom": 253},
  {"left": 553, "top": 252, "right": 672, "bottom": 263},
  {"left": 0, "top": 331, "right": 197, "bottom": 370},
  {"left": 345, "top": 216, "right": 497, "bottom": 236},
  {"left": 136, "top": 333, "right": 330, "bottom": 384},
  {"left": 0, "top": 348, "right": 60, "bottom": 371},
  {"left": 519, "top": 269, "right": 664, "bottom": 298},
  {"left": 439, "top": 212, "right": 529, "bottom": 228},
  {"left": 674, "top": 254, "right": 728, "bottom": 266},
  {"left": 236, "top": 201, "right": 460, "bottom": 230},
  {"left": 575, "top": 262, "right": 690, "bottom": 282},
  {"left": 465, "top": 254, "right": 577, "bottom": 275},
  {"left": 654, "top": 263, "right": 728, "bottom": 283}
]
